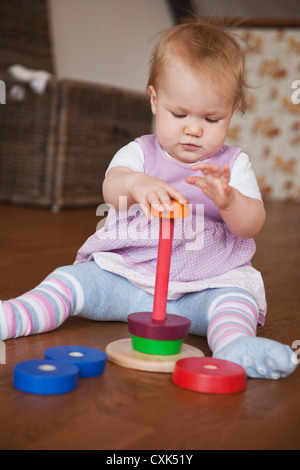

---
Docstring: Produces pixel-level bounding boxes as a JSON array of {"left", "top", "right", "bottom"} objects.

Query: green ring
[{"left": 131, "top": 335, "right": 183, "bottom": 355}]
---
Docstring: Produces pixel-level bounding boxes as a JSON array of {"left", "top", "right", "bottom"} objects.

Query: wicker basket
[
  {"left": 0, "top": 77, "right": 152, "bottom": 209},
  {"left": 0, "top": 0, "right": 152, "bottom": 209},
  {"left": 53, "top": 80, "right": 152, "bottom": 209},
  {"left": 0, "top": 76, "right": 58, "bottom": 207},
  {"left": 0, "top": 0, "right": 53, "bottom": 73}
]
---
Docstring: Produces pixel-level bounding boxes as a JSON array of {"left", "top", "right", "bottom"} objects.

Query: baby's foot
[{"left": 213, "top": 336, "right": 297, "bottom": 379}]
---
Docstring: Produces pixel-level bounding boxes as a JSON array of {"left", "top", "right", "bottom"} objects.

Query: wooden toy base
[{"left": 105, "top": 338, "right": 204, "bottom": 373}]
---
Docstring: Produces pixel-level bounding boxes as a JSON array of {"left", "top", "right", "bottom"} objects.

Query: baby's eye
[
  {"left": 172, "top": 112, "right": 186, "bottom": 119},
  {"left": 205, "top": 117, "right": 219, "bottom": 123}
]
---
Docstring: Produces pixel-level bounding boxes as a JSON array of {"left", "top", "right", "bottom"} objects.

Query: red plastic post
[{"left": 152, "top": 217, "right": 174, "bottom": 322}]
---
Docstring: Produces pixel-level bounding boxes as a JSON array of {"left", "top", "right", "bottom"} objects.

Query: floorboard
[{"left": 0, "top": 201, "right": 299, "bottom": 450}]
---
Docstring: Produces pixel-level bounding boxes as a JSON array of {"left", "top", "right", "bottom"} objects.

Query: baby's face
[{"left": 149, "top": 56, "right": 237, "bottom": 164}]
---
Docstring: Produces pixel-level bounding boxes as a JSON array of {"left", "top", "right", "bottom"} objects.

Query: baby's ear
[
  {"left": 148, "top": 85, "right": 157, "bottom": 115},
  {"left": 233, "top": 99, "right": 240, "bottom": 111}
]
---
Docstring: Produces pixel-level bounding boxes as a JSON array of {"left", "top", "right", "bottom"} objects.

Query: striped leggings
[{"left": 0, "top": 261, "right": 259, "bottom": 354}]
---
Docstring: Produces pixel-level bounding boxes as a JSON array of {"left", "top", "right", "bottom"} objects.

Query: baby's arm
[
  {"left": 185, "top": 162, "right": 266, "bottom": 238},
  {"left": 103, "top": 166, "right": 187, "bottom": 219}
]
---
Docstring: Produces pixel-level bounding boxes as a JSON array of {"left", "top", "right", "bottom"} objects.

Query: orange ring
[{"left": 151, "top": 199, "right": 190, "bottom": 219}]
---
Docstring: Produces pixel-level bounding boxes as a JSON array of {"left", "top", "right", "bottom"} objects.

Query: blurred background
[{"left": 0, "top": 0, "right": 300, "bottom": 210}]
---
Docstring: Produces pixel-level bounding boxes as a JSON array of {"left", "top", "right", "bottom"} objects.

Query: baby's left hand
[{"left": 185, "top": 162, "right": 234, "bottom": 210}]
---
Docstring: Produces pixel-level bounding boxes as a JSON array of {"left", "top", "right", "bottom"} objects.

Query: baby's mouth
[{"left": 181, "top": 143, "right": 201, "bottom": 151}]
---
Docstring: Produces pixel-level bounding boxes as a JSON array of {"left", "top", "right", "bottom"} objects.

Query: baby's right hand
[{"left": 127, "top": 172, "right": 187, "bottom": 220}]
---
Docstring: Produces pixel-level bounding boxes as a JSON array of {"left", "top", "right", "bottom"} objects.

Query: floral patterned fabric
[{"left": 226, "top": 28, "right": 300, "bottom": 201}]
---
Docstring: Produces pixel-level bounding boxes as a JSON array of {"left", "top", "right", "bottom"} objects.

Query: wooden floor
[{"left": 0, "top": 201, "right": 299, "bottom": 450}]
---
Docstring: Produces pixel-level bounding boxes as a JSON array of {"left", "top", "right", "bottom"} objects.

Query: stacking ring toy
[
  {"left": 127, "top": 200, "right": 191, "bottom": 355},
  {"left": 106, "top": 199, "right": 204, "bottom": 372}
]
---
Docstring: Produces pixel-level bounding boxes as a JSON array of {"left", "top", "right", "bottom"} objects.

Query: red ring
[{"left": 172, "top": 357, "right": 247, "bottom": 394}]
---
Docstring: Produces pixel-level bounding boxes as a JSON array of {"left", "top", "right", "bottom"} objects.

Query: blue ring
[
  {"left": 44, "top": 346, "right": 108, "bottom": 378},
  {"left": 13, "top": 359, "right": 79, "bottom": 395}
]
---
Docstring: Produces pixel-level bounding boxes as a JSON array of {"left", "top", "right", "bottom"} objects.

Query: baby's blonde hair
[{"left": 147, "top": 18, "right": 248, "bottom": 114}]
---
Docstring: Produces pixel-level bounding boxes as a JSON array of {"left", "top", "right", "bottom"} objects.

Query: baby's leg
[
  {"left": 206, "top": 288, "right": 297, "bottom": 379},
  {"left": 166, "top": 287, "right": 296, "bottom": 379},
  {"left": 0, "top": 261, "right": 145, "bottom": 340}
]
